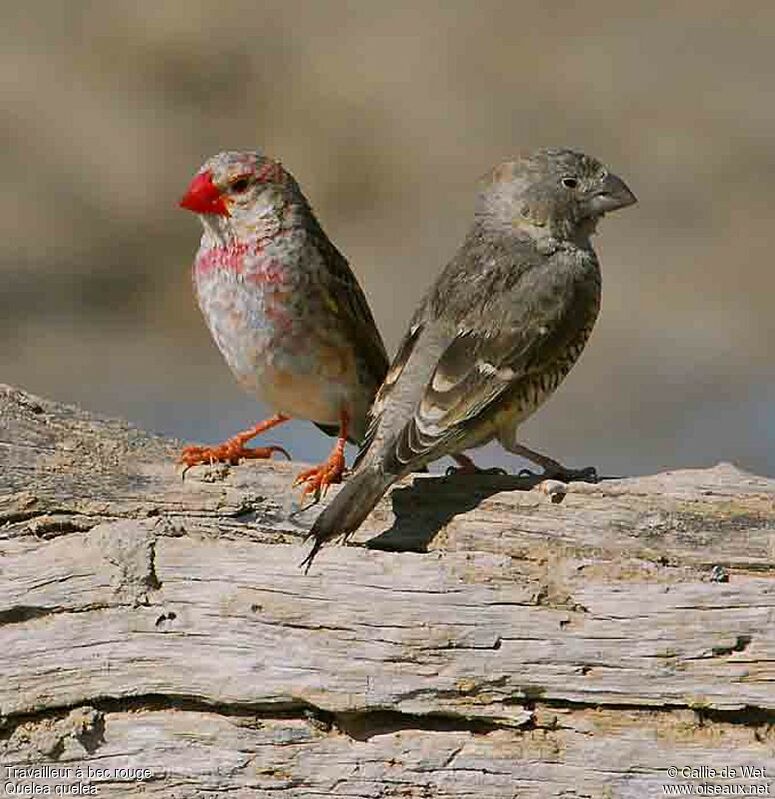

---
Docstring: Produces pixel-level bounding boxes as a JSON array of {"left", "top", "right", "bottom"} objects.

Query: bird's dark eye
[
  {"left": 229, "top": 177, "right": 251, "bottom": 193},
  {"left": 561, "top": 177, "right": 579, "bottom": 189}
]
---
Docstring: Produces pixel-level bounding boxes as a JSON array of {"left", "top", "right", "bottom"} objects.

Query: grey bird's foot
[
  {"left": 517, "top": 463, "right": 598, "bottom": 483},
  {"left": 446, "top": 453, "right": 508, "bottom": 477},
  {"left": 505, "top": 441, "right": 598, "bottom": 484}
]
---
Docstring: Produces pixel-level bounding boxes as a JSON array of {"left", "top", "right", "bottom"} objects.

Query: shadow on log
[{"left": 1, "top": 384, "right": 774, "bottom": 797}]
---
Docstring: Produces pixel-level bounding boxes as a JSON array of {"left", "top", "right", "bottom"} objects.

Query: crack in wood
[
  {"left": 0, "top": 694, "right": 513, "bottom": 746},
  {"left": 0, "top": 603, "right": 114, "bottom": 626}
]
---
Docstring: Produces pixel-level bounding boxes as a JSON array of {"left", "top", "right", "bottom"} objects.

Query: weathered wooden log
[{"left": 1, "top": 384, "right": 773, "bottom": 797}]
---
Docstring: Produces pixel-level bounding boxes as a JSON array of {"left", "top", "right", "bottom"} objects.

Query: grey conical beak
[{"left": 585, "top": 172, "right": 637, "bottom": 216}]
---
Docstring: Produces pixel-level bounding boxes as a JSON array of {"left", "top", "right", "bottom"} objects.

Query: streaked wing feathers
[
  {"left": 385, "top": 276, "right": 594, "bottom": 472},
  {"left": 316, "top": 237, "right": 389, "bottom": 393}
]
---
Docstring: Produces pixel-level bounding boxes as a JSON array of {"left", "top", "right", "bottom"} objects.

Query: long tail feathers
[{"left": 301, "top": 466, "right": 389, "bottom": 573}]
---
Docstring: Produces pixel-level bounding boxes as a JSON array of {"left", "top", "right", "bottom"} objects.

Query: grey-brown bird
[{"left": 303, "top": 148, "right": 636, "bottom": 569}]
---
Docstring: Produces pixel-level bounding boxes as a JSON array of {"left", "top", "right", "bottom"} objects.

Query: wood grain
[{"left": 1, "top": 384, "right": 773, "bottom": 797}]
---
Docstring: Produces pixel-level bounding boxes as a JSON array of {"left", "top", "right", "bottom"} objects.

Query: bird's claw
[
  {"left": 525, "top": 464, "right": 598, "bottom": 484},
  {"left": 293, "top": 452, "right": 346, "bottom": 501},
  {"left": 179, "top": 442, "right": 290, "bottom": 471},
  {"left": 552, "top": 465, "right": 598, "bottom": 483}
]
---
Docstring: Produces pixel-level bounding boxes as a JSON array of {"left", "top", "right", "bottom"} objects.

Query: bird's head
[
  {"left": 478, "top": 149, "right": 636, "bottom": 242},
  {"left": 180, "top": 151, "right": 295, "bottom": 240}
]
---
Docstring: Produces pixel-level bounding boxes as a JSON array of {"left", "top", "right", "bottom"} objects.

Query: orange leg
[
  {"left": 293, "top": 410, "right": 349, "bottom": 500},
  {"left": 179, "top": 414, "right": 291, "bottom": 468}
]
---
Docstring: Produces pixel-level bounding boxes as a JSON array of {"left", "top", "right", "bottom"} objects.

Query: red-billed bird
[{"left": 178, "top": 151, "right": 388, "bottom": 497}]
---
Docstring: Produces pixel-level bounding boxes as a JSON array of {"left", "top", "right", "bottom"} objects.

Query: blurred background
[{"left": 2, "top": 1, "right": 773, "bottom": 477}]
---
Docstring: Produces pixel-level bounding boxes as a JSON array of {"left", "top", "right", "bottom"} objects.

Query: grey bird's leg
[
  {"left": 446, "top": 453, "right": 508, "bottom": 476},
  {"left": 504, "top": 441, "right": 598, "bottom": 483}
]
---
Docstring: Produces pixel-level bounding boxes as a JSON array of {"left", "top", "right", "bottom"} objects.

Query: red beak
[{"left": 179, "top": 170, "right": 229, "bottom": 216}]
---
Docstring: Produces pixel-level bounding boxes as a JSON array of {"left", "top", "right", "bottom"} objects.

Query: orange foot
[
  {"left": 179, "top": 414, "right": 290, "bottom": 470},
  {"left": 293, "top": 448, "right": 346, "bottom": 499},
  {"left": 293, "top": 410, "right": 349, "bottom": 500}
]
